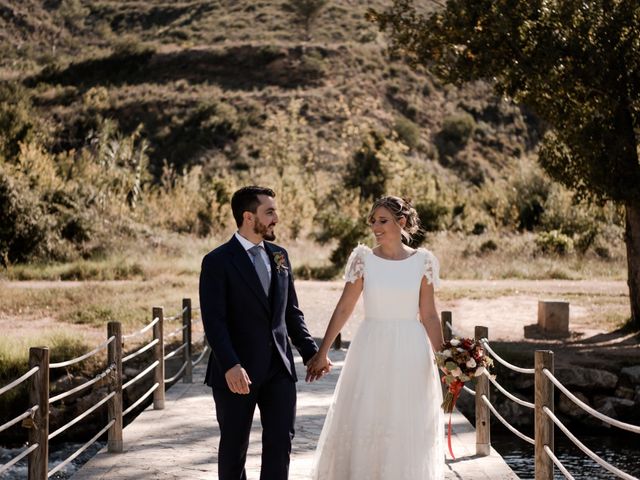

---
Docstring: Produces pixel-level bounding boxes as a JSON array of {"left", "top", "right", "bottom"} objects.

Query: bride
[{"left": 306, "top": 195, "right": 445, "bottom": 479}]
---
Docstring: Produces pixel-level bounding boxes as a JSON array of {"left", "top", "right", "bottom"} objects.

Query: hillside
[
  {"left": 1, "top": 0, "right": 536, "bottom": 176},
  {"left": 0, "top": 0, "right": 625, "bottom": 278}
]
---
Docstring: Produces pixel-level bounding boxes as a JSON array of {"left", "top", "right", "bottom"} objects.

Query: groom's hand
[
  {"left": 305, "top": 354, "right": 332, "bottom": 382},
  {"left": 225, "top": 364, "right": 252, "bottom": 394}
]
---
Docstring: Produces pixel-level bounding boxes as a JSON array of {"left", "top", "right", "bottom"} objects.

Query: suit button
[{"left": 269, "top": 341, "right": 274, "bottom": 347}]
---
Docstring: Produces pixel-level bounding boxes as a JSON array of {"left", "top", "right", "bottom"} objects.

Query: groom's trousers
[{"left": 212, "top": 351, "right": 296, "bottom": 480}]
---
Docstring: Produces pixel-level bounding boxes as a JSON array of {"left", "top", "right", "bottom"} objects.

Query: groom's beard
[{"left": 254, "top": 218, "right": 276, "bottom": 241}]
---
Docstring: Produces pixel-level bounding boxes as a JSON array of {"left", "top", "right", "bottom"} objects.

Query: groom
[{"left": 199, "top": 186, "right": 321, "bottom": 480}]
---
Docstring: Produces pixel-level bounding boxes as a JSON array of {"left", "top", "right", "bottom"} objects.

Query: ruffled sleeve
[
  {"left": 344, "top": 244, "right": 369, "bottom": 283},
  {"left": 422, "top": 249, "right": 441, "bottom": 289}
]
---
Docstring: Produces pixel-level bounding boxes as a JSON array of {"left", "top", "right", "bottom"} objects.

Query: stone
[
  {"left": 615, "top": 385, "right": 636, "bottom": 400},
  {"left": 555, "top": 366, "right": 618, "bottom": 390},
  {"left": 558, "top": 392, "right": 590, "bottom": 418},
  {"left": 537, "top": 300, "right": 569, "bottom": 335},
  {"left": 620, "top": 365, "right": 640, "bottom": 385},
  {"left": 594, "top": 396, "right": 635, "bottom": 419},
  {"left": 51, "top": 374, "right": 88, "bottom": 392}
]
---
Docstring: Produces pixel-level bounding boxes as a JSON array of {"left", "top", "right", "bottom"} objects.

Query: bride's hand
[{"left": 305, "top": 353, "right": 332, "bottom": 382}]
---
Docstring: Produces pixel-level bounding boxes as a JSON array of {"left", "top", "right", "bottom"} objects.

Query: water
[
  {"left": 0, "top": 441, "right": 105, "bottom": 480},
  {"left": 492, "top": 432, "right": 640, "bottom": 479}
]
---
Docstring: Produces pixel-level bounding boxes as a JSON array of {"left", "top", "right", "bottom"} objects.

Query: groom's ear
[{"left": 242, "top": 211, "right": 253, "bottom": 225}]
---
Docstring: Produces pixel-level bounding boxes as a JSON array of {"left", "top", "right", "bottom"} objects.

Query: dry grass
[{"left": 429, "top": 232, "right": 626, "bottom": 281}]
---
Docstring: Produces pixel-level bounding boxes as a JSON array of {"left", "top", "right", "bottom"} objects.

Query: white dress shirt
[{"left": 234, "top": 232, "right": 272, "bottom": 279}]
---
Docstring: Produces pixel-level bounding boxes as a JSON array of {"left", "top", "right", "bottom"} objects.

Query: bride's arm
[
  {"left": 305, "top": 278, "right": 363, "bottom": 380},
  {"left": 419, "top": 277, "right": 445, "bottom": 352}
]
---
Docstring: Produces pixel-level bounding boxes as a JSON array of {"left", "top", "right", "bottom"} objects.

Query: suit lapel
[
  {"left": 228, "top": 236, "right": 270, "bottom": 313},
  {"left": 265, "top": 243, "right": 285, "bottom": 317}
]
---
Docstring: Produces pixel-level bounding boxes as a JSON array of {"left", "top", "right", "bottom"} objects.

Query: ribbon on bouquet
[{"left": 443, "top": 379, "right": 464, "bottom": 460}]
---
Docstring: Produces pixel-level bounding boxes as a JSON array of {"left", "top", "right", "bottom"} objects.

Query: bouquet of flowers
[
  {"left": 435, "top": 337, "right": 494, "bottom": 413},
  {"left": 436, "top": 337, "right": 494, "bottom": 459}
]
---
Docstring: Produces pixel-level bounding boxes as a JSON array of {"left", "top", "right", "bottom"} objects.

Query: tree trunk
[{"left": 624, "top": 201, "right": 640, "bottom": 331}]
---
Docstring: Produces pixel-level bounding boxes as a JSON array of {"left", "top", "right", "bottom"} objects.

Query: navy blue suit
[{"left": 199, "top": 235, "right": 318, "bottom": 480}]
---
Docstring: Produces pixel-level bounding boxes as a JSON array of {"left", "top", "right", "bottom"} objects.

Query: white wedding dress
[{"left": 311, "top": 245, "right": 444, "bottom": 480}]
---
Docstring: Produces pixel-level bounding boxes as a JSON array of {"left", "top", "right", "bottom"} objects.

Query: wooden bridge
[
  {"left": 2, "top": 300, "right": 639, "bottom": 479},
  {"left": 71, "top": 348, "right": 518, "bottom": 480}
]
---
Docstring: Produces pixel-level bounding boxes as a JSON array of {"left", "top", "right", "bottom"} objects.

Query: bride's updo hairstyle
[{"left": 367, "top": 195, "right": 421, "bottom": 243}]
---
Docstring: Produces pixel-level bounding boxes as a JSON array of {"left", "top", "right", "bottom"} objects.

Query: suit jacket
[{"left": 199, "top": 235, "right": 318, "bottom": 389}]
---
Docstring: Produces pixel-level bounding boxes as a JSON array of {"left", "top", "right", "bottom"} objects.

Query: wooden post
[
  {"left": 153, "top": 307, "right": 165, "bottom": 409},
  {"left": 474, "top": 326, "right": 490, "bottom": 456},
  {"left": 441, "top": 311, "right": 453, "bottom": 342},
  {"left": 107, "top": 322, "right": 123, "bottom": 452},
  {"left": 183, "top": 298, "right": 193, "bottom": 383},
  {"left": 535, "top": 350, "right": 554, "bottom": 480},
  {"left": 27, "top": 347, "right": 49, "bottom": 480},
  {"left": 332, "top": 332, "right": 342, "bottom": 350}
]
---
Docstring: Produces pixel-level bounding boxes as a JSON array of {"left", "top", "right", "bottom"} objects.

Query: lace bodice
[{"left": 344, "top": 244, "right": 440, "bottom": 322}]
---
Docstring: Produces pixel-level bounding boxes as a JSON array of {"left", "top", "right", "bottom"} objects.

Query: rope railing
[
  {"left": 0, "top": 406, "right": 38, "bottom": 434},
  {"left": 123, "top": 383, "right": 159, "bottom": 416},
  {"left": 0, "top": 443, "right": 39, "bottom": 475},
  {"left": 480, "top": 338, "right": 535, "bottom": 374},
  {"left": 47, "top": 419, "right": 115, "bottom": 478},
  {"left": 49, "top": 336, "right": 115, "bottom": 369},
  {"left": 542, "top": 406, "right": 638, "bottom": 480},
  {"left": 123, "top": 317, "right": 159, "bottom": 341},
  {"left": 0, "top": 297, "right": 206, "bottom": 479},
  {"left": 544, "top": 445, "right": 576, "bottom": 480},
  {"left": 49, "top": 364, "right": 115, "bottom": 404},
  {"left": 165, "top": 360, "right": 189, "bottom": 384},
  {"left": 123, "top": 361, "right": 160, "bottom": 391},
  {"left": 164, "top": 342, "right": 187, "bottom": 361},
  {"left": 166, "top": 324, "right": 188, "bottom": 339},
  {"left": 0, "top": 366, "right": 39, "bottom": 397},
  {"left": 480, "top": 394, "right": 535, "bottom": 445},
  {"left": 192, "top": 343, "right": 209, "bottom": 367},
  {"left": 48, "top": 392, "right": 115, "bottom": 441},
  {"left": 485, "top": 371, "right": 534, "bottom": 409},
  {"left": 543, "top": 369, "right": 640, "bottom": 434},
  {"left": 163, "top": 306, "right": 190, "bottom": 322},
  {"left": 462, "top": 385, "right": 476, "bottom": 395},
  {"left": 122, "top": 338, "right": 159, "bottom": 363}
]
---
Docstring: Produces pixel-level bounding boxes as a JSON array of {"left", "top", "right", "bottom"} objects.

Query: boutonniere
[{"left": 272, "top": 251, "right": 288, "bottom": 273}]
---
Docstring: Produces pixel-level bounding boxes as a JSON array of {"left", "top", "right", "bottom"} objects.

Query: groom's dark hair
[{"left": 231, "top": 186, "right": 276, "bottom": 227}]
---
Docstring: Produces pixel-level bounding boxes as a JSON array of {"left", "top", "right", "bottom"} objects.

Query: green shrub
[
  {"left": 436, "top": 113, "right": 476, "bottom": 158},
  {"left": 394, "top": 116, "right": 421, "bottom": 150},
  {"left": 294, "top": 264, "right": 339, "bottom": 280},
  {"left": 442, "top": 113, "right": 476, "bottom": 145},
  {"left": 472, "top": 222, "right": 487, "bottom": 235},
  {"left": 511, "top": 166, "right": 551, "bottom": 231},
  {"left": 345, "top": 130, "right": 407, "bottom": 201},
  {"left": 299, "top": 53, "right": 327, "bottom": 79},
  {"left": 0, "top": 82, "right": 38, "bottom": 162},
  {"left": 479, "top": 239, "right": 498, "bottom": 253},
  {"left": 535, "top": 230, "right": 574, "bottom": 255},
  {"left": 0, "top": 167, "right": 49, "bottom": 266},
  {"left": 315, "top": 210, "right": 369, "bottom": 269},
  {"left": 408, "top": 199, "right": 449, "bottom": 247}
]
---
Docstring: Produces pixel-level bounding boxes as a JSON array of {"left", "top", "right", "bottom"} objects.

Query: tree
[
  {"left": 370, "top": 0, "right": 640, "bottom": 330},
  {"left": 286, "top": 0, "right": 328, "bottom": 41}
]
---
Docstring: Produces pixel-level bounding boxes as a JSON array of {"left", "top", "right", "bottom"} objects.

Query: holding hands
[{"left": 305, "top": 351, "right": 332, "bottom": 382}]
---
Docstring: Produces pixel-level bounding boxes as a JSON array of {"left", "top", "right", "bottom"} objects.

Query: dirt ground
[
  {"left": 296, "top": 279, "right": 638, "bottom": 369},
  {"left": 1, "top": 279, "right": 637, "bottom": 370}
]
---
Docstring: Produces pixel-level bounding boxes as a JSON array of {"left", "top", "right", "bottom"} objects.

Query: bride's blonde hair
[{"left": 367, "top": 196, "right": 421, "bottom": 243}]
